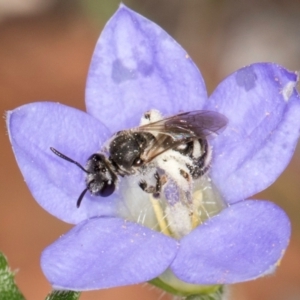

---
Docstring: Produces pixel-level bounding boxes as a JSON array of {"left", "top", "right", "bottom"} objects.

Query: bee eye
[
  {"left": 133, "top": 157, "right": 143, "bottom": 166},
  {"left": 100, "top": 181, "right": 115, "bottom": 197}
]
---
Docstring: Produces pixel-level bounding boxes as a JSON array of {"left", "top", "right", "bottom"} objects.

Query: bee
[{"left": 50, "top": 109, "right": 227, "bottom": 208}]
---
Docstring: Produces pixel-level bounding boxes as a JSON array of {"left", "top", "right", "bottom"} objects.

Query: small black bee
[{"left": 51, "top": 110, "right": 227, "bottom": 207}]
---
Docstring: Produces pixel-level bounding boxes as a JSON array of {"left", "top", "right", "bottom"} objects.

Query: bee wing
[
  {"left": 138, "top": 110, "right": 228, "bottom": 162},
  {"left": 140, "top": 134, "right": 188, "bottom": 163}
]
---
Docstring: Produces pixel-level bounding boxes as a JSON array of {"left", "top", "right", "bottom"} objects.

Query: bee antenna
[
  {"left": 76, "top": 187, "right": 89, "bottom": 208},
  {"left": 76, "top": 180, "right": 95, "bottom": 208},
  {"left": 50, "top": 147, "right": 89, "bottom": 174}
]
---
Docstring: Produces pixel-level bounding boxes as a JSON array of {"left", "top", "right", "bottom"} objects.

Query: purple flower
[{"left": 6, "top": 4, "right": 300, "bottom": 293}]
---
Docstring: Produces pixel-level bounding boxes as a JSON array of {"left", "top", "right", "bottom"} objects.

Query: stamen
[
  {"left": 141, "top": 211, "right": 147, "bottom": 225},
  {"left": 149, "top": 195, "right": 171, "bottom": 236},
  {"left": 191, "top": 189, "right": 203, "bottom": 228}
]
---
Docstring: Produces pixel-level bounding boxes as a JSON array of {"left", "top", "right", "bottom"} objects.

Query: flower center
[{"left": 116, "top": 174, "right": 226, "bottom": 239}]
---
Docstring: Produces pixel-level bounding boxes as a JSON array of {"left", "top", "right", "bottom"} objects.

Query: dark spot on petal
[
  {"left": 138, "top": 60, "right": 154, "bottom": 76},
  {"left": 111, "top": 59, "right": 137, "bottom": 84},
  {"left": 236, "top": 66, "right": 257, "bottom": 91}
]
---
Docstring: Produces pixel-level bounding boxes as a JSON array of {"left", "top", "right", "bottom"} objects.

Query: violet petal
[
  {"left": 41, "top": 217, "right": 178, "bottom": 290},
  {"left": 205, "top": 63, "right": 300, "bottom": 203},
  {"left": 85, "top": 4, "right": 207, "bottom": 132},
  {"left": 7, "top": 102, "right": 116, "bottom": 224},
  {"left": 170, "top": 200, "right": 290, "bottom": 284}
]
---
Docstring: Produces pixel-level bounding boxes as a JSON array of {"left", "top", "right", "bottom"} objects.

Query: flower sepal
[
  {"left": 149, "top": 269, "right": 223, "bottom": 298},
  {"left": 184, "top": 289, "right": 225, "bottom": 300}
]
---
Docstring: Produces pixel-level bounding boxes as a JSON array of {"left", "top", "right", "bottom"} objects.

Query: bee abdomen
[{"left": 187, "top": 139, "right": 212, "bottom": 179}]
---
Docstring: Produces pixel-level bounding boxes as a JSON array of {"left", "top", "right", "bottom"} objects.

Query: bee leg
[
  {"left": 153, "top": 172, "right": 161, "bottom": 198},
  {"left": 139, "top": 172, "right": 165, "bottom": 198},
  {"left": 179, "top": 169, "right": 193, "bottom": 204},
  {"left": 140, "top": 109, "right": 163, "bottom": 125},
  {"left": 179, "top": 169, "right": 193, "bottom": 186},
  {"left": 139, "top": 180, "right": 156, "bottom": 194},
  {"left": 139, "top": 180, "right": 148, "bottom": 191}
]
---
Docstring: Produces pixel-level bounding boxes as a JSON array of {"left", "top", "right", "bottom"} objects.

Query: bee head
[
  {"left": 50, "top": 147, "right": 117, "bottom": 208},
  {"left": 85, "top": 153, "right": 117, "bottom": 198}
]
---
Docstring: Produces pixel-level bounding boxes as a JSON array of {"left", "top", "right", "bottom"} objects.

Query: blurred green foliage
[
  {"left": 80, "top": 0, "right": 121, "bottom": 23},
  {"left": 0, "top": 252, "right": 25, "bottom": 300}
]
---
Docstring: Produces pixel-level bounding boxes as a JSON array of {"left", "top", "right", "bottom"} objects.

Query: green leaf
[
  {"left": 80, "top": 0, "right": 120, "bottom": 21},
  {"left": 45, "top": 290, "right": 81, "bottom": 300},
  {"left": 0, "top": 252, "right": 25, "bottom": 300}
]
